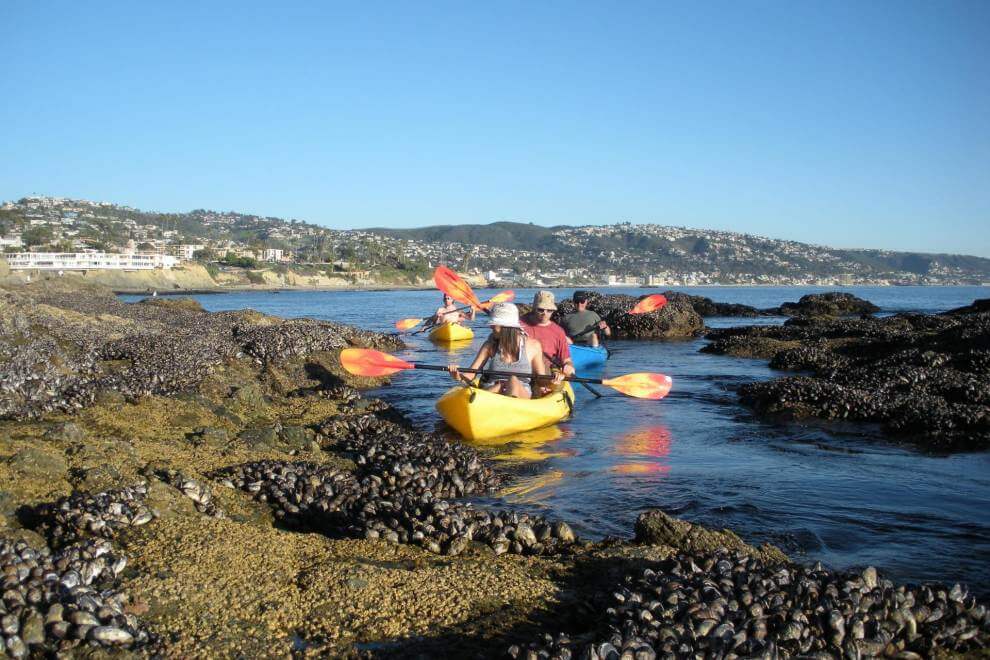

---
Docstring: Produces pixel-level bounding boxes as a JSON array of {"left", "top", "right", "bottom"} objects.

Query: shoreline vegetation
[{"left": 1, "top": 279, "right": 988, "bottom": 656}]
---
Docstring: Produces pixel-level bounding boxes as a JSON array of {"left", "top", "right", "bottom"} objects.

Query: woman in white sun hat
[{"left": 447, "top": 302, "right": 547, "bottom": 399}]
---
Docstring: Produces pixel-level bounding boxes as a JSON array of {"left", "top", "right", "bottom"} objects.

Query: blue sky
[{"left": 2, "top": 1, "right": 988, "bottom": 256}]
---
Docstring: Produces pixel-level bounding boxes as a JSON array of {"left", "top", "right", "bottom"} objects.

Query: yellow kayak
[
  {"left": 429, "top": 323, "right": 474, "bottom": 342},
  {"left": 436, "top": 382, "right": 574, "bottom": 440}
]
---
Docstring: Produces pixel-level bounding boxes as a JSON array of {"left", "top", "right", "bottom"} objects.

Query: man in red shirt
[{"left": 521, "top": 291, "right": 576, "bottom": 380}]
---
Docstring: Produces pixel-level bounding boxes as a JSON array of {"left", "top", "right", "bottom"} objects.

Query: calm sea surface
[{"left": 122, "top": 286, "right": 990, "bottom": 596}]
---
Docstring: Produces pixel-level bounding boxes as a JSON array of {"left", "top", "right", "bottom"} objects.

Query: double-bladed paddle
[
  {"left": 433, "top": 265, "right": 485, "bottom": 310},
  {"left": 340, "top": 348, "right": 673, "bottom": 400},
  {"left": 395, "top": 289, "right": 515, "bottom": 332}
]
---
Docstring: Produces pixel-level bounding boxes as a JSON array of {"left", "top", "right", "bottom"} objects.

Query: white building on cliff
[{"left": 4, "top": 252, "right": 178, "bottom": 270}]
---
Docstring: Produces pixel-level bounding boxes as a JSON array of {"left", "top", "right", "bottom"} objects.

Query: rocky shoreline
[{"left": 2, "top": 282, "right": 988, "bottom": 657}]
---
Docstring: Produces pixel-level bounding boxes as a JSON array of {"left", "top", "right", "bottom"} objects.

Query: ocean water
[{"left": 121, "top": 285, "right": 990, "bottom": 596}]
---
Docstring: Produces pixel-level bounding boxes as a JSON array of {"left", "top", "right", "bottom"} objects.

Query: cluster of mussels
[
  {"left": 0, "top": 287, "right": 402, "bottom": 419},
  {"left": 235, "top": 319, "right": 371, "bottom": 364},
  {"left": 1, "top": 483, "right": 166, "bottom": 656},
  {"left": 319, "top": 411, "right": 501, "bottom": 499},
  {"left": 703, "top": 303, "right": 990, "bottom": 450},
  {"left": 0, "top": 539, "right": 148, "bottom": 658},
  {"left": 155, "top": 469, "right": 224, "bottom": 518},
  {"left": 34, "top": 485, "right": 155, "bottom": 546},
  {"left": 212, "top": 409, "right": 577, "bottom": 556},
  {"left": 291, "top": 383, "right": 361, "bottom": 403},
  {"left": 510, "top": 549, "right": 990, "bottom": 659}
]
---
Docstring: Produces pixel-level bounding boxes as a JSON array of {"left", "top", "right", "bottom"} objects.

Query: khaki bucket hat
[{"left": 532, "top": 290, "right": 557, "bottom": 311}]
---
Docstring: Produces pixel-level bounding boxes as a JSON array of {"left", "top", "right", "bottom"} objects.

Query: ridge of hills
[{"left": 367, "top": 221, "right": 990, "bottom": 284}]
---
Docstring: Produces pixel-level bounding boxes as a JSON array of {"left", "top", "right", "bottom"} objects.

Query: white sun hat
[{"left": 487, "top": 302, "right": 522, "bottom": 328}]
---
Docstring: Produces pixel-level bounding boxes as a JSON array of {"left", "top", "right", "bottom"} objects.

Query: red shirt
[{"left": 521, "top": 319, "right": 572, "bottom": 368}]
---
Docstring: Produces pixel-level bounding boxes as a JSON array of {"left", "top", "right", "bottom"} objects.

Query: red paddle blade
[
  {"left": 630, "top": 294, "right": 668, "bottom": 315},
  {"left": 602, "top": 373, "right": 673, "bottom": 400},
  {"left": 481, "top": 289, "right": 515, "bottom": 309},
  {"left": 340, "top": 348, "right": 415, "bottom": 377},
  {"left": 434, "top": 266, "right": 484, "bottom": 309},
  {"left": 395, "top": 318, "right": 423, "bottom": 331}
]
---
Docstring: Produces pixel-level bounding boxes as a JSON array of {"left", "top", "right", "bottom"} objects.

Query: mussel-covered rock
[
  {"left": 777, "top": 292, "right": 880, "bottom": 317},
  {"left": 512, "top": 547, "right": 990, "bottom": 659},
  {"left": 0, "top": 286, "right": 402, "bottom": 420},
  {"left": 704, "top": 300, "right": 990, "bottom": 451},
  {"left": 550, "top": 293, "right": 704, "bottom": 340}
]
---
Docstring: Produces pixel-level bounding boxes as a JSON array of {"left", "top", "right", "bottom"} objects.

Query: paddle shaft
[
  {"left": 571, "top": 323, "right": 597, "bottom": 340},
  {"left": 424, "top": 301, "right": 487, "bottom": 326},
  {"left": 570, "top": 322, "right": 611, "bottom": 358},
  {"left": 412, "top": 363, "right": 608, "bottom": 385}
]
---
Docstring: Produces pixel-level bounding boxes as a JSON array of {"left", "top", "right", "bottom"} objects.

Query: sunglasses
[{"left": 537, "top": 308, "right": 554, "bottom": 313}]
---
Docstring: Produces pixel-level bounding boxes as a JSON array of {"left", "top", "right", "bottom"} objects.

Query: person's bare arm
[
  {"left": 527, "top": 339, "right": 551, "bottom": 395},
  {"left": 449, "top": 342, "right": 492, "bottom": 383}
]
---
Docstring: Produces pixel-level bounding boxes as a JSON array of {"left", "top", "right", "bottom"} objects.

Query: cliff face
[
  {"left": 0, "top": 261, "right": 219, "bottom": 292},
  {"left": 0, "top": 259, "right": 433, "bottom": 292}
]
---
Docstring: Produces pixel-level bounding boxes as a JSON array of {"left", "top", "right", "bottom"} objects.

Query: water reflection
[
  {"left": 500, "top": 469, "right": 565, "bottom": 504},
  {"left": 464, "top": 425, "right": 575, "bottom": 462},
  {"left": 612, "top": 425, "right": 672, "bottom": 475},
  {"left": 430, "top": 340, "right": 475, "bottom": 354}
]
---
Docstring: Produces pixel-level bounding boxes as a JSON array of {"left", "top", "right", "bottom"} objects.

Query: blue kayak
[{"left": 570, "top": 344, "right": 608, "bottom": 372}]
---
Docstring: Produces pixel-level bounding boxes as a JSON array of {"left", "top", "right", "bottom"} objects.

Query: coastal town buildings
[{"left": 171, "top": 244, "right": 205, "bottom": 260}]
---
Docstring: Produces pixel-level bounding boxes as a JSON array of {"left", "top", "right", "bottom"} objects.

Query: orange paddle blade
[
  {"left": 630, "top": 294, "right": 668, "bottom": 315},
  {"left": 481, "top": 289, "right": 515, "bottom": 309},
  {"left": 601, "top": 373, "right": 673, "bottom": 400},
  {"left": 395, "top": 317, "right": 423, "bottom": 331},
  {"left": 340, "top": 348, "right": 415, "bottom": 377},
  {"left": 434, "top": 266, "right": 484, "bottom": 309}
]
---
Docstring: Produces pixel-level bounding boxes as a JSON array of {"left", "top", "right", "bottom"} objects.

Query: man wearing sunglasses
[{"left": 520, "top": 291, "right": 575, "bottom": 386}]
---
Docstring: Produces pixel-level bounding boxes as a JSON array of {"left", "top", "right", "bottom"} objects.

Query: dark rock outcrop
[
  {"left": 550, "top": 290, "right": 880, "bottom": 325},
  {"left": 551, "top": 292, "right": 705, "bottom": 339},
  {"left": 635, "top": 509, "right": 787, "bottom": 563},
  {"left": 703, "top": 300, "right": 990, "bottom": 451},
  {"left": 777, "top": 291, "right": 880, "bottom": 317},
  {"left": 656, "top": 290, "right": 769, "bottom": 317},
  {"left": 946, "top": 298, "right": 990, "bottom": 315}
]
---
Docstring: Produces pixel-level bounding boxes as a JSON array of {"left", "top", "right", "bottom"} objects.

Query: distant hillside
[
  {"left": 368, "top": 222, "right": 566, "bottom": 251},
  {"left": 3, "top": 196, "right": 989, "bottom": 285},
  {"left": 368, "top": 222, "right": 990, "bottom": 284}
]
